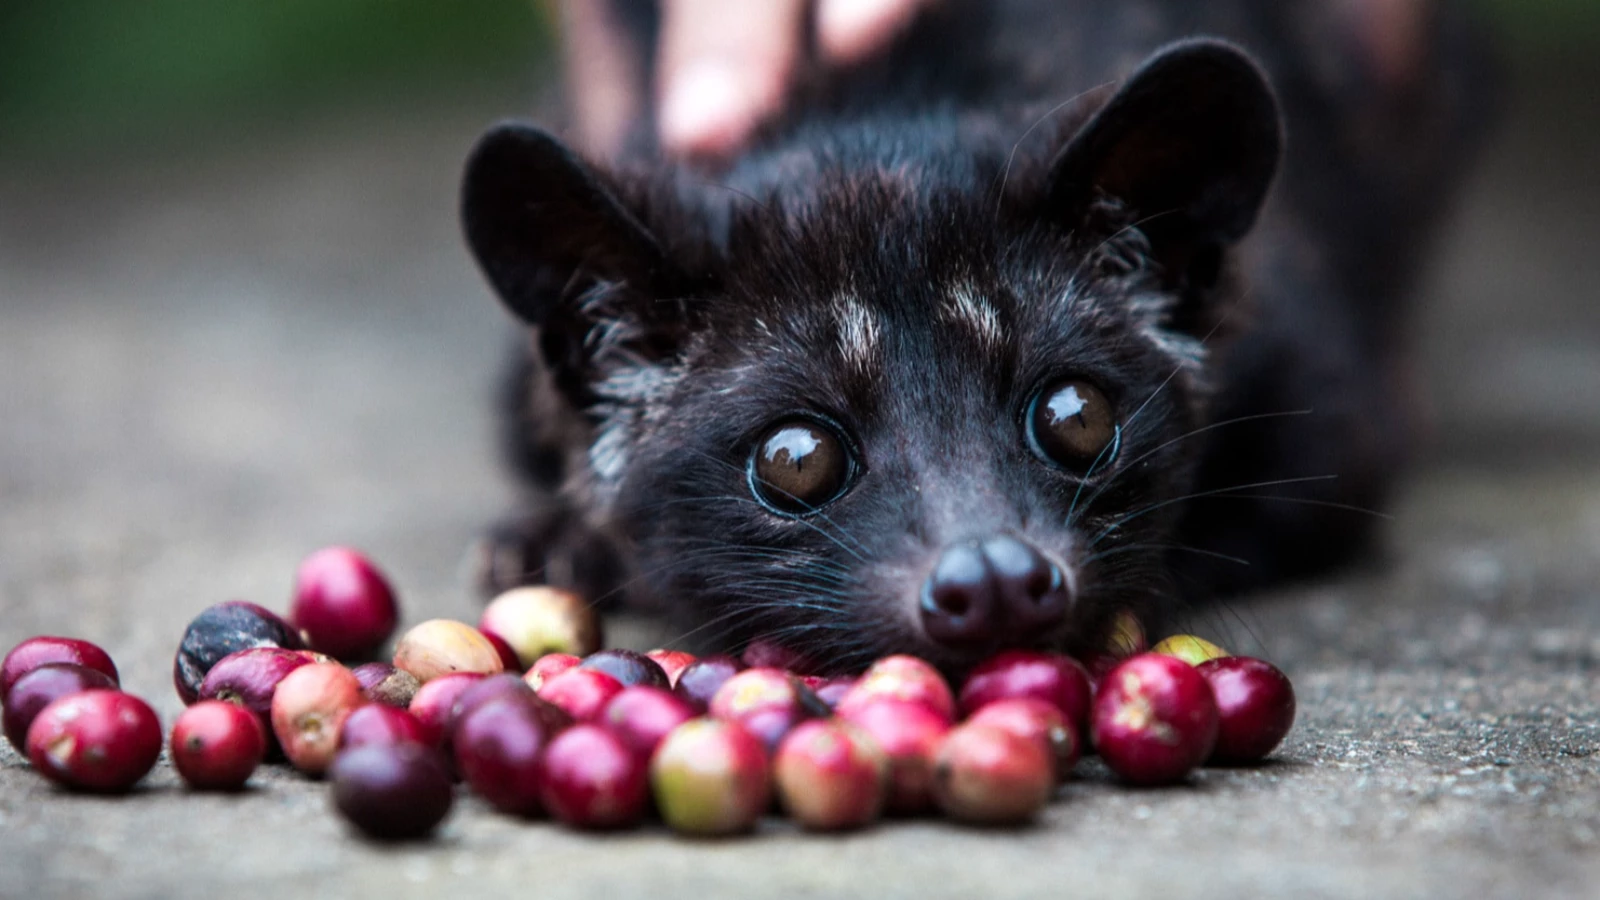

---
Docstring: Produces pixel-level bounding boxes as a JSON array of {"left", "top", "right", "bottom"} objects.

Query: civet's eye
[
  {"left": 1027, "top": 379, "right": 1119, "bottom": 472},
  {"left": 749, "top": 419, "right": 853, "bottom": 514}
]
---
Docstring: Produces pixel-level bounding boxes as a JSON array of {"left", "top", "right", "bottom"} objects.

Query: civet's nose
[{"left": 919, "top": 535, "right": 1073, "bottom": 647}]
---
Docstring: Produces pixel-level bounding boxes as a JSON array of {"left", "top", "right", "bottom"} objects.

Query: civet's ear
[
  {"left": 1047, "top": 39, "right": 1283, "bottom": 286},
  {"left": 461, "top": 121, "right": 672, "bottom": 328},
  {"left": 462, "top": 122, "right": 705, "bottom": 405}
]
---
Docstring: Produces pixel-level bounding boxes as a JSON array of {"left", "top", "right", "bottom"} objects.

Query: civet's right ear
[{"left": 461, "top": 122, "right": 673, "bottom": 329}]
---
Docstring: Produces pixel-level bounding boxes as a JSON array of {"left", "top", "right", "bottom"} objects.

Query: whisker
[
  {"left": 1118, "top": 287, "right": 1239, "bottom": 434},
  {"left": 1070, "top": 408, "right": 1315, "bottom": 525},
  {"left": 690, "top": 177, "right": 812, "bottom": 264},
  {"left": 649, "top": 535, "right": 858, "bottom": 573},
  {"left": 991, "top": 84, "right": 1114, "bottom": 220},
  {"left": 1088, "top": 474, "right": 1340, "bottom": 547},
  {"left": 674, "top": 447, "right": 873, "bottom": 560},
  {"left": 584, "top": 544, "right": 824, "bottom": 609},
  {"left": 1198, "top": 493, "right": 1395, "bottom": 520},
  {"left": 1064, "top": 428, "right": 1123, "bottom": 526},
  {"left": 1081, "top": 541, "right": 1252, "bottom": 569},
  {"left": 626, "top": 491, "right": 869, "bottom": 563},
  {"left": 1065, "top": 286, "right": 1248, "bottom": 527},
  {"left": 643, "top": 534, "right": 857, "bottom": 576},
  {"left": 1160, "top": 570, "right": 1272, "bottom": 661},
  {"left": 655, "top": 604, "right": 758, "bottom": 650}
]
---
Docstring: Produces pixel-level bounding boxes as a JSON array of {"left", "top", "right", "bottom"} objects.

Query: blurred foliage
[
  {"left": 0, "top": 0, "right": 552, "bottom": 159},
  {"left": 0, "top": 0, "right": 1593, "bottom": 160},
  {"left": 1475, "top": 0, "right": 1600, "bottom": 56}
]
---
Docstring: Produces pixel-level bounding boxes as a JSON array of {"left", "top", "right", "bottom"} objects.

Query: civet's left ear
[
  {"left": 1047, "top": 38, "right": 1283, "bottom": 290},
  {"left": 461, "top": 122, "right": 703, "bottom": 406}
]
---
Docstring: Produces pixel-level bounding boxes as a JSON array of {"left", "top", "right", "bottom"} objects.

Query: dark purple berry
[
  {"left": 2, "top": 636, "right": 119, "bottom": 701},
  {"left": 579, "top": 649, "right": 669, "bottom": 689},
  {"left": 329, "top": 743, "right": 454, "bottom": 840},
  {"left": 174, "top": 601, "right": 304, "bottom": 705},
  {"left": 3, "top": 663, "right": 117, "bottom": 752}
]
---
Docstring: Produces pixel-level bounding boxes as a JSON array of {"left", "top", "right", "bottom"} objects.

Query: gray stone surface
[{"left": 3, "top": 59, "right": 1599, "bottom": 900}]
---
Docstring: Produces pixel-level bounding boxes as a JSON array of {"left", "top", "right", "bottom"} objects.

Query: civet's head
[{"left": 462, "top": 41, "right": 1281, "bottom": 673}]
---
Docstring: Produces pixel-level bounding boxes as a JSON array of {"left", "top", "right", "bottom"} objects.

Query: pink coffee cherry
[
  {"left": 933, "top": 722, "right": 1055, "bottom": 824},
  {"left": 650, "top": 718, "right": 772, "bottom": 836},
  {"left": 1196, "top": 656, "right": 1296, "bottom": 764},
  {"left": 27, "top": 689, "right": 162, "bottom": 792},
  {"left": 290, "top": 547, "right": 400, "bottom": 662},
  {"left": 539, "top": 724, "right": 649, "bottom": 829},
  {"left": 171, "top": 700, "right": 267, "bottom": 790},
  {"left": 774, "top": 719, "right": 889, "bottom": 831},
  {"left": 1091, "top": 653, "right": 1219, "bottom": 785}
]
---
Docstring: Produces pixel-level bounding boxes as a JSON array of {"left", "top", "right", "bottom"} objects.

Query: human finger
[{"left": 657, "top": 0, "right": 808, "bottom": 160}]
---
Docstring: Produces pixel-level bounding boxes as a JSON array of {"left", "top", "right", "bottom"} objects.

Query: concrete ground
[{"left": 2, "top": 54, "right": 1599, "bottom": 900}]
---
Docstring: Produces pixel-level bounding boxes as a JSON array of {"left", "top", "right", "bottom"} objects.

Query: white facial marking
[
  {"left": 942, "top": 282, "right": 1004, "bottom": 349},
  {"left": 586, "top": 362, "right": 686, "bottom": 510},
  {"left": 834, "top": 292, "right": 881, "bottom": 375},
  {"left": 1127, "top": 290, "right": 1207, "bottom": 375}
]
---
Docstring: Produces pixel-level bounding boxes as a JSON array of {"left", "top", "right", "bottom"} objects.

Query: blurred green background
[
  {"left": 0, "top": 0, "right": 1594, "bottom": 162},
  {"left": 0, "top": 0, "right": 554, "bottom": 161}
]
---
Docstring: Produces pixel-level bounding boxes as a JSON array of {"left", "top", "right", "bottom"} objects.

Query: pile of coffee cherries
[{"left": 1, "top": 547, "right": 1296, "bottom": 841}]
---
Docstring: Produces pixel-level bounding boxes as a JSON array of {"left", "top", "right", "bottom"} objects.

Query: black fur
[{"left": 462, "top": 0, "right": 1493, "bottom": 673}]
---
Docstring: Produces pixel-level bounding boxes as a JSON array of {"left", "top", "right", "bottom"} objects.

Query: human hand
[{"left": 561, "top": 0, "right": 931, "bottom": 161}]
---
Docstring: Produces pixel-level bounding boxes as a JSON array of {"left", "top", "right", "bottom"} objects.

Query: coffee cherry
[
  {"left": 708, "top": 668, "right": 827, "bottom": 751},
  {"left": 483, "top": 631, "right": 521, "bottom": 672},
  {"left": 1084, "top": 609, "right": 1151, "bottom": 683},
  {"left": 407, "top": 672, "right": 485, "bottom": 747},
  {"left": 329, "top": 743, "right": 454, "bottom": 840},
  {"left": 338, "top": 704, "right": 430, "bottom": 751},
  {"left": 447, "top": 673, "right": 541, "bottom": 742},
  {"left": 1196, "top": 657, "right": 1296, "bottom": 764},
  {"left": 672, "top": 655, "right": 743, "bottom": 714},
  {"left": 1150, "top": 634, "right": 1230, "bottom": 666},
  {"left": 600, "top": 686, "right": 696, "bottom": 764},
  {"left": 27, "top": 689, "right": 161, "bottom": 792},
  {"left": 2, "top": 636, "right": 119, "bottom": 701},
  {"left": 774, "top": 720, "right": 888, "bottom": 831},
  {"left": 351, "top": 662, "right": 421, "bottom": 708},
  {"left": 478, "top": 586, "right": 602, "bottom": 667},
  {"left": 933, "top": 723, "right": 1054, "bottom": 824},
  {"left": 812, "top": 677, "right": 856, "bottom": 710},
  {"left": 966, "top": 697, "right": 1080, "bottom": 782},
  {"left": 958, "top": 650, "right": 1092, "bottom": 734},
  {"left": 740, "top": 639, "right": 817, "bottom": 674},
  {"left": 537, "top": 668, "right": 625, "bottom": 722},
  {"left": 198, "top": 647, "right": 313, "bottom": 739},
  {"left": 392, "top": 619, "right": 504, "bottom": 683},
  {"left": 1091, "top": 653, "right": 1218, "bottom": 785},
  {"left": 539, "top": 724, "right": 649, "bottom": 829},
  {"left": 523, "top": 653, "right": 581, "bottom": 690},
  {"left": 171, "top": 700, "right": 266, "bottom": 790},
  {"left": 645, "top": 650, "right": 697, "bottom": 687},
  {"left": 835, "top": 655, "right": 955, "bottom": 724},
  {"left": 650, "top": 719, "right": 771, "bottom": 836},
  {"left": 1107, "top": 609, "right": 1148, "bottom": 656},
  {"left": 3, "top": 663, "right": 117, "bottom": 753},
  {"left": 174, "top": 602, "right": 303, "bottom": 705},
  {"left": 580, "top": 649, "right": 669, "bottom": 689},
  {"left": 453, "top": 693, "right": 567, "bottom": 816},
  {"left": 270, "top": 662, "right": 365, "bottom": 775},
  {"left": 290, "top": 547, "right": 399, "bottom": 661},
  {"left": 836, "top": 699, "right": 950, "bottom": 814}
]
